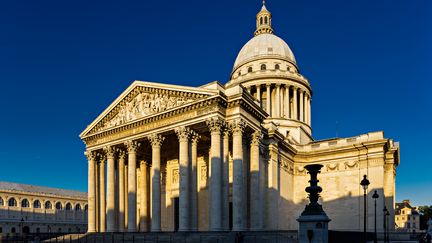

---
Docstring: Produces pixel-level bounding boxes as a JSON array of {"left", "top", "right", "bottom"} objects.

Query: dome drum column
[{"left": 285, "top": 85, "right": 290, "bottom": 119}]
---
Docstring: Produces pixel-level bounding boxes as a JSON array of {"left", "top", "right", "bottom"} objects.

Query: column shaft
[
  {"left": 300, "top": 90, "right": 304, "bottom": 122},
  {"left": 99, "top": 159, "right": 106, "bottom": 232},
  {"left": 126, "top": 141, "right": 138, "bottom": 232},
  {"left": 266, "top": 84, "right": 271, "bottom": 116},
  {"left": 190, "top": 133, "right": 199, "bottom": 231},
  {"left": 292, "top": 87, "right": 298, "bottom": 120},
  {"left": 250, "top": 132, "right": 262, "bottom": 230},
  {"left": 232, "top": 120, "right": 246, "bottom": 231},
  {"left": 207, "top": 118, "right": 223, "bottom": 231},
  {"left": 285, "top": 86, "right": 290, "bottom": 119},
  {"left": 222, "top": 129, "right": 230, "bottom": 230},
  {"left": 176, "top": 127, "right": 191, "bottom": 231},
  {"left": 276, "top": 85, "right": 281, "bottom": 117},
  {"left": 139, "top": 161, "right": 149, "bottom": 231},
  {"left": 256, "top": 85, "right": 261, "bottom": 104},
  {"left": 86, "top": 152, "right": 97, "bottom": 232},
  {"left": 106, "top": 147, "right": 116, "bottom": 232},
  {"left": 149, "top": 135, "right": 164, "bottom": 232},
  {"left": 118, "top": 152, "right": 126, "bottom": 232}
]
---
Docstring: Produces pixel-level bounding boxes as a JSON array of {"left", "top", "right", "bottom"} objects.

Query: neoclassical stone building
[
  {"left": 0, "top": 182, "right": 87, "bottom": 234},
  {"left": 80, "top": 3, "right": 400, "bottom": 233}
]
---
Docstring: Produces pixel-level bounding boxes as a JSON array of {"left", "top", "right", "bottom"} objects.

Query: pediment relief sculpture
[{"left": 100, "top": 91, "right": 197, "bottom": 131}]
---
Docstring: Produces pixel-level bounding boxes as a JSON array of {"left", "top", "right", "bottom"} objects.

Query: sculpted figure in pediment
[{"left": 101, "top": 91, "right": 196, "bottom": 130}]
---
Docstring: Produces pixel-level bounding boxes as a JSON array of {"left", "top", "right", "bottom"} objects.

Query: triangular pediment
[{"left": 80, "top": 80, "right": 219, "bottom": 138}]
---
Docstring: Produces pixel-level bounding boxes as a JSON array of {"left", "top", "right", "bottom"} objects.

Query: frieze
[
  {"left": 326, "top": 163, "right": 339, "bottom": 172},
  {"left": 344, "top": 160, "right": 358, "bottom": 169}
]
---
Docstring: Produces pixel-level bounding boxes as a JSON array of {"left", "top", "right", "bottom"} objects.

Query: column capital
[
  {"left": 175, "top": 126, "right": 192, "bottom": 142},
  {"left": 251, "top": 131, "right": 263, "bottom": 146},
  {"left": 148, "top": 134, "right": 165, "bottom": 148},
  {"left": 206, "top": 117, "right": 225, "bottom": 134},
  {"left": 275, "top": 83, "right": 281, "bottom": 87},
  {"left": 97, "top": 152, "right": 107, "bottom": 163},
  {"left": 118, "top": 149, "right": 127, "bottom": 160},
  {"left": 125, "top": 140, "right": 139, "bottom": 154},
  {"left": 103, "top": 146, "right": 116, "bottom": 159},
  {"left": 84, "top": 150, "right": 97, "bottom": 161},
  {"left": 140, "top": 160, "right": 150, "bottom": 167},
  {"left": 191, "top": 131, "right": 200, "bottom": 145},
  {"left": 266, "top": 83, "right": 272, "bottom": 88},
  {"left": 229, "top": 119, "right": 247, "bottom": 135}
]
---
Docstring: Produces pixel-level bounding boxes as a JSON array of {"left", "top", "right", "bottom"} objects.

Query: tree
[{"left": 418, "top": 205, "right": 432, "bottom": 230}]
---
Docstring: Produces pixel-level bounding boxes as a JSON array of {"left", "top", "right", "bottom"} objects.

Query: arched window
[
  {"left": 84, "top": 205, "right": 88, "bottom": 211},
  {"left": 260, "top": 17, "right": 263, "bottom": 25},
  {"left": 45, "top": 201, "right": 52, "bottom": 209},
  {"left": 21, "top": 199, "right": 30, "bottom": 208},
  {"left": 65, "top": 203, "right": 72, "bottom": 211},
  {"left": 275, "top": 64, "right": 280, "bottom": 70},
  {"left": 33, "top": 200, "right": 41, "bottom": 209},
  {"left": 248, "top": 67, "right": 253, "bottom": 73},
  {"left": 261, "top": 64, "right": 266, "bottom": 70},
  {"left": 0, "top": 197, "right": 3, "bottom": 206},
  {"left": 75, "top": 204, "right": 81, "bottom": 211},
  {"left": 8, "top": 198, "right": 17, "bottom": 207},
  {"left": 264, "top": 16, "right": 268, "bottom": 24},
  {"left": 55, "top": 202, "right": 62, "bottom": 210}
]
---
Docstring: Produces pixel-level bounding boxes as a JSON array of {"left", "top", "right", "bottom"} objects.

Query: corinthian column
[
  {"left": 105, "top": 146, "right": 116, "bottom": 232},
  {"left": 99, "top": 155, "right": 106, "bottom": 232},
  {"left": 250, "top": 131, "right": 263, "bottom": 230},
  {"left": 222, "top": 127, "right": 231, "bottom": 230},
  {"left": 148, "top": 134, "right": 164, "bottom": 232},
  {"left": 118, "top": 150, "right": 126, "bottom": 232},
  {"left": 300, "top": 90, "right": 304, "bottom": 122},
  {"left": 292, "top": 87, "right": 298, "bottom": 120},
  {"left": 125, "top": 140, "right": 139, "bottom": 232},
  {"left": 85, "top": 151, "right": 97, "bottom": 233},
  {"left": 285, "top": 85, "right": 290, "bottom": 119},
  {"left": 275, "top": 84, "right": 281, "bottom": 117},
  {"left": 175, "top": 127, "right": 192, "bottom": 231},
  {"left": 266, "top": 84, "right": 271, "bottom": 116},
  {"left": 230, "top": 119, "right": 246, "bottom": 231},
  {"left": 206, "top": 117, "right": 224, "bottom": 231},
  {"left": 190, "top": 131, "right": 200, "bottom": 231}
]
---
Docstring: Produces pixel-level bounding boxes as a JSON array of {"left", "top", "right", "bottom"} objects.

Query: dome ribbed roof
[{"left": 233, "top": 33, "right": 296, "bottom": 71}]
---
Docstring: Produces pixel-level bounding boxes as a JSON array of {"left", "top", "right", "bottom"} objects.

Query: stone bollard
[{"left": 297, "top": 164, "right": 331, "bottom": 243}]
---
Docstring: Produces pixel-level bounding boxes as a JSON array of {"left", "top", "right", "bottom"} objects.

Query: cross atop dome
[{"left": 254, "top": 0, "right": 273, "bottom": 36}]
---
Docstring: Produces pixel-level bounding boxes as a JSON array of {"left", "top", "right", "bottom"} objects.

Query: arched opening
[
  {"left": 84, "top": 204, "right": 88, "bottom": 211},
  {"left": 75, "top": 204, "right": 81, "bottom": 211},
  {"left": 22, "top": 226, "right": 30, "bottom": 234},
  {"left": 248, "top": 67, "right": 253, "bottom": 73},
  {"left": 275, "top": 64, "right": 280, "bottom": 70},
  {"left": 33, "top": 200, "right": 41, "bottom": 209},
  {"left": 21, "top": 199, "right": 30, "bottom": 208},
  {"left": 261, "top": 64, "right": 266, "bottom": 70},
  {"left": 260, "top": 17, "right": 263, "bottom": 25},
  {"left": 11, "top": 227, "right": 16, "bottom": 233},
  {"left": 265, "top": 16, "right": 268, "bottom": 24},
  {"left": 65, "top": 203, "right": 72, "bottom": 211},
  {"left": 55, "top": 202, "right": 62, "bottom": 210},
  {"left": 8, "top": 198, "right": 17, "bottom": 207},
  {"left": 45, "top": 201, "right": 52, "bottom": 209}
]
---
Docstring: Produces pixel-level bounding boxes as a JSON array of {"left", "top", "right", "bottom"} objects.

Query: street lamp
[
  {"left": 383, "top": 206, "right": 388, "bottom": 243},
  {"left": 372, "top": 190, "right": 379, "bottom": 243},
  {"left": 385, "top": 209, "right": 390, "bottom": 243},
  {"left": 20, "top": 217, "right": 24, "bottom": 235},
  {"left": 360, "top": 175, "right": 370, "bottom": 243}
]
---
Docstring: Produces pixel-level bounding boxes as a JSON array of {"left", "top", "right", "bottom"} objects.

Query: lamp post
[
  {"left": 360, "top": 175, "right": 370, "bottom": 243},
  {"left": 20, "top": 217, "right": 24, "bottom": 234},
  {"left": 372, "top": 190, "right": 379, "bottom": 243},
  {"left": 383, "top": 206, "right": 388, "bottom": 243},
  {"left": 385, "top": 209, "right": 390, "bottom": 243}
]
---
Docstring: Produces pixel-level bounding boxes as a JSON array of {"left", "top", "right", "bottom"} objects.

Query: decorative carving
[
  {"left": 118, "top": 150, "right": 127, "bottom": 160},
  {"left": 148, "top": 134, "right": 165, "bottom": 147},
  {"left": 229, "top": 119, "right": 247, "bottom": 135},
  {"left": 125, "top": 140, "right": 139, "bottom": 153},
  {"left": 175, "top": 126, "right": 192, "bottom": 141},
  {"left": 296, "top": 165, "right": 306, "bottom": 175},
  {"left": 326, "top": 163, "right": 339, "bottom": 172},
  {"left": 200, "top": 166, "right": 207, "bottom": 182},
  {"left": 172, "top": 169, "right": 179, "bottom": 184},
  {"left": 103, "top": 146, "right": 116, "bottom": 159},
  {"left": 102, "top": 91, "right": 196, "bottom": 130},
  {"left": 206, "top": 117, "right": 225, "bottom": 133},
  {"left": 84, "top": 150, "right": 97, "bottom": 161},
  {"left": 251, "top": 131, "right": 262, "bottom": 145},
  {"left": 344, "top": 161, "right": 358, "bottom": 169},
  {"left": 190, "top": 131, "right": 200, "bottom": 145}
]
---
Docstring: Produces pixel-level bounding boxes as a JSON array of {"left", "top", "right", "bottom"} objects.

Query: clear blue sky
[{"left": 0, "top": 0, "right": 430, "bottom": 205}]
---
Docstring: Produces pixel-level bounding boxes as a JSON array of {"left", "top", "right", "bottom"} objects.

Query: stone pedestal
[
  {"left": 297, "top": 164, "right": 331, "bottom": 243},
  {"left": 297, "top": 214, "right": 330, "bottom": 243}
]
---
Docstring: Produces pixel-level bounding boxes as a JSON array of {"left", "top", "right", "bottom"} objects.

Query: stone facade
[
  {"left": 0, "top": 182, "right": 87, "bottom": 235},
  {"left": 395, "top": 200, "right": 421, "bottom": 233},
  {"left": 80, "top": 3, "right": 400, "bottom": 233}
]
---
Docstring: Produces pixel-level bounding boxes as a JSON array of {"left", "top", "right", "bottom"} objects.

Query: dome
[{"left": 233, "top": 33, "right": 296, "bottom": 71}]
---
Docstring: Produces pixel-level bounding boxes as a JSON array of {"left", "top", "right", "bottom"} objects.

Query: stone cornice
[
  {"left": 227, "top": 91, "right": 268, "bottom": 122},
  {"left": 0, "top": 190, "right": 87, "bottom": 202}
]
